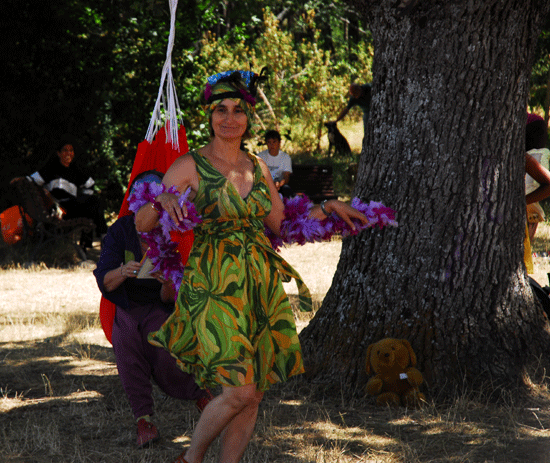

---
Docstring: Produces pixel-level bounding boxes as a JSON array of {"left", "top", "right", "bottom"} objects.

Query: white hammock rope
[{"left": 145, "top": 0, "right": 182, "bottom": 150}]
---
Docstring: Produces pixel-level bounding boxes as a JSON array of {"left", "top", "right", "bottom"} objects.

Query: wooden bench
[
  {"left": 288, "top": 164, "right": 338, "bottom": 202},
  {"left": 10, "top": 177, "right": 95, "bottom": 261}
]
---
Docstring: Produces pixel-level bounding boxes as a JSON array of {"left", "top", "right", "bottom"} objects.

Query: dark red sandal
[
  {"left": 195, "top": 388, "right": 214, "bottom": 413},
  {"left": 171, "top": 451, "right": 189, "bottom": 463}
]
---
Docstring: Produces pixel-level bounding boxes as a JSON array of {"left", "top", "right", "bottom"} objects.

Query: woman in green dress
[{"left": 135, "top": 71, "right": 370, "bottom": 463}]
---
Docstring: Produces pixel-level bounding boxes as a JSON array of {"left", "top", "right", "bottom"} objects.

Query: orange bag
[{"left": 0, "top": 206, "right": 32, "bottom": 245}]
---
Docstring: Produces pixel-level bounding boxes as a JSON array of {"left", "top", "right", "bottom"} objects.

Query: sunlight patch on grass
[
  {"left": 172, "top": 435, "right": 192, "bottom": 444},
  {"left": 0, "top": 325, "right": 62, "bottom": 342},
  {"left": 64, "top": 360, "right": 117, "bottom": 377},
  {"left": 1, "top": 256, "right": 550, "bottom": 462},
  {"left": 279, "top": 399, "right": 304, "bottom": 406},
  {"left": 532, "top": 221, "right": 550, "bottom": 253}
]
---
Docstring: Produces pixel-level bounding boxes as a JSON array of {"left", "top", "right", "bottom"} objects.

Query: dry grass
[
  {"left": 1, "top": 240, "right": 550, "bottom": 462},
  {"left": 529, "top": 222, "right": 550, "bottom": 288}
]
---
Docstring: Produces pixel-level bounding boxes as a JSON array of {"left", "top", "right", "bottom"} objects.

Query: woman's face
[
  {"left": 210, "top": 99, "right": 248, "bottom": 140},
  {"left": 57, "top": 144, "right": 75, "bottom": 167}
]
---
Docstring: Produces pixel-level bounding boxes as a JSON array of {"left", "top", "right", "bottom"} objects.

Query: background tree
[
  {"left": 0, "top": 0, "right": 220, "bottom": 212},
  {"left": 0, "top": 0, "right": 368, "bottom": 214},
  {"left": 300, "top": 0, "right": 550, "bottom": 398},
  {"left": 185, "top": 8, "right": 372, "bottom": 153},
  {"left": 1, "top": 0, "right": 164, "bottom": 211},
  {"left": 2, "top": 0, "right": 548, "bottom": 268},
  {"left": 529, "top": 14, "right": 550, "bottom": 123}
]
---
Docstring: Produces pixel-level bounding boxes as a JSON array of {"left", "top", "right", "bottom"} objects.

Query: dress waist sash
[{"left": 198, "top": 218, "right": 312, "bottom": 312}]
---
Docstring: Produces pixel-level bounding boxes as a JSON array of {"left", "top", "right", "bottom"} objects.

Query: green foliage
[
  {"left": 529, "top": 22, "right": 550, "bottom": 120},
  {"left": 186, "top": 8, "right": 373, "bottom": 156},
  {"left": 2, "top": 0, "right": 546, "bottom": 214},
  {"left": 1, "top": 0, "right": 209, "bottom": 211}
]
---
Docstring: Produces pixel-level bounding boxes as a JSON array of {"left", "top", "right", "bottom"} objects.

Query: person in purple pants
[{"left": 93, "top": 171, "right": 213, "bottom": 448}]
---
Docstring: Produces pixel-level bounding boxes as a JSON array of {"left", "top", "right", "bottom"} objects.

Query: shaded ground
[
  {"left": 1, "top": 242, "right": 550, "bottom": 462},
  {"left": 2, "top": 336, "right": 549, "bottom": 463}
]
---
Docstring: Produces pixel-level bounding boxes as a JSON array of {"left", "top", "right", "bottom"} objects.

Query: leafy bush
[{"left": 182, "top": 9, "right": 373, "bottom": 157}]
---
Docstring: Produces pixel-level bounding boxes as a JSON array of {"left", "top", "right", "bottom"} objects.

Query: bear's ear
[
  {"left": 365, "top": 344, "right": 374, "bottom": 374},
  {"left": 401, "top": 339, "right": 417, "bottom": 366}
]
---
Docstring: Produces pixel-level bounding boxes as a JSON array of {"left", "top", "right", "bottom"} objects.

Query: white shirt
[
  {"left": 526, "top": 148, "right": 550, "bottom": 194},
  {"left": 257, "top": 150, "right": 292, "bottom": 182}
]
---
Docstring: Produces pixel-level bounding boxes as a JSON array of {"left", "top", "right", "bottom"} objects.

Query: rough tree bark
[{"left": 300, "top": 0, "right": 550, "bottom": 398}]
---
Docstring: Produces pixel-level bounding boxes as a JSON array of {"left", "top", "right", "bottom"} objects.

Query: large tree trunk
[{"left": 300, "top": 0, "right": 550, "bottom": 397}]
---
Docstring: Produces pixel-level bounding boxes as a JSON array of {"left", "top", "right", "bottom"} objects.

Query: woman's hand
[
  {"left": 103, "top": 260, "right": 141, "bottom": 292},
  {"left": 150, "top": 270, "right": 175, "bottom": 302},
  {"left": 155, "top": 192, "right": 188, "bottom": 224},
  {"left": 150, "top": 271, "right": 167, "bottom": 284},
  {"left": 121, "top": 260, "right": 141, "bottom": 278},
  {"left": 135, "top": 153, "right": 199, "bottom": 233},
  {"left": 310, "top": 199, "right": 369, "bottom": 230}
]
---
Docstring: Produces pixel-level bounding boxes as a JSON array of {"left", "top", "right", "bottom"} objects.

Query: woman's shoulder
[
  {"left": 252, "top": 152, "right": 265, "bottom": 165},
  {"left": 170, "top": 150, "right": 199, "bottom": 168},
  {"left": 108, "top": 215, "right": 136, "bottom": 239},
  {"left": 163, "top": 150, "right": 200, "bottom": 191},
  {"left": 251, "top": 153, "right": 271, "bottom": 179},
  {"left": 249, "top": 151, "right": 266, "bottom": 167}
]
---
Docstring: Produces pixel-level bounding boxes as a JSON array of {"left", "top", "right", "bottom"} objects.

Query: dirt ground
[{"left": 1, "top": 241, "right": 550, "bottom": 462}]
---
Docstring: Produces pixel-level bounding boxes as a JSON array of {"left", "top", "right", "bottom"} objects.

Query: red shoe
[
  {"left": 195, "top": 389, "right": 214, "bottom": 413},
  {"left": 136, "top": 417, "right": 159, "bottom": 448}
]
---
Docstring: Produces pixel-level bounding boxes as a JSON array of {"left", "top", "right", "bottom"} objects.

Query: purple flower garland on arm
[
  {"left": 128, "top": 182, "right": 202, "bottom": 293},
  {"left": 264, "top": 195, "right": 398, "bottom": 252},
  {"left": 128, "top": 182, "right": 397, "bottom": 291}
]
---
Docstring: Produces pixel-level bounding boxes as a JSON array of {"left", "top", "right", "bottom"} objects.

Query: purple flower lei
[
  {"left": 128, "top": 182, "right": 202, "bottom": 294},
  {"left": 264, "top": 195, "right": 398, "bottom": 252},
  {"left": 128, "top": 182, "right": 398, "bottom": 290}
]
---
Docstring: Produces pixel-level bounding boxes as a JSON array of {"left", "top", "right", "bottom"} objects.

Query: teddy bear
[{"left": 365, "top": 338, "right": 426, "bottom": 407}]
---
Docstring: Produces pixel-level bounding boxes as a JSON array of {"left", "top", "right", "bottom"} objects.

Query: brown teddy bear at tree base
[{"left": 366, "top": 338, "right": 426, "bottom": 407}]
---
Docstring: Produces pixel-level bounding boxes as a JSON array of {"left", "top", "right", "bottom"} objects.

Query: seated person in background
[
  {"left": 524, "top": 147, "right": 550, "bottom": 274},
  {"left": 28, "top": 136, "right": 107, "bottom": 248},
  {"left": 330, "top": 82, "right": 372, "bottom": 133},
  {"left": 257, "top": 129, "right": 294, "bottom": 198},
  {"left": 93, "top": 171, "right": 213, "bottom": 449},
  {"left": 525, "top": 114, "right": 550, "bottom": 241}
]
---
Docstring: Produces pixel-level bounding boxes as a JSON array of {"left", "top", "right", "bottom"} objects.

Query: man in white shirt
[{"left": 257, "top": 130, "right": 294, "bottom": 198}]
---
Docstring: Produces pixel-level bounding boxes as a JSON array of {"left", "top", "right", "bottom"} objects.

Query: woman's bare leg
[
  {"left": 218, "top": 389, "right": 263, "bottom": 463},
  {"left": 183, "top": 384, "right": 261, "bottom": 463}
]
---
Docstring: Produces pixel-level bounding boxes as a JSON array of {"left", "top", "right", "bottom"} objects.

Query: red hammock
[{"left": 99, "top": 125, "right": 192, "bottom": 343}]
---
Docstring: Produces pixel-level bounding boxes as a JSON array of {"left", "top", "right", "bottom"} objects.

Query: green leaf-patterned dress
[{"left": 149, "top": 150, "right": 312, "bottom": 391}]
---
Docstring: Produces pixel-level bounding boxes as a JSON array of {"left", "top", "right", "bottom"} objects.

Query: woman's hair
[
  {"left": 526, "top": 119, "right": 548, "bottom": 151},
  {"left": 55, "top": 134, "right": 79, "bottom": 154},
  {"left": 129, "top": 170, "right": 163, "bottom": 197},
  {"left": 204, "top": 73, "right": 254, "bottom": 139}
]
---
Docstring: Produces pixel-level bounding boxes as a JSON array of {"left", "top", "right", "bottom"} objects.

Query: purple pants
[{"left": 111, "top": 300, "right": 203, "bottom": 419}]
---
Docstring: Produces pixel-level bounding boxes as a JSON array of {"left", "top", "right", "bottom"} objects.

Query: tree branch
[{"left": 257, "top": 86, "right": 279, "bottom": 131}]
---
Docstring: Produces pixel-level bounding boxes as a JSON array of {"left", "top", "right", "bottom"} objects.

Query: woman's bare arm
[
  {"left": 526, "top": 153, "right": 550, "bottom": 205},
  {"left": 135, "top": 154, "right": 198, "bottom": 232}
]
